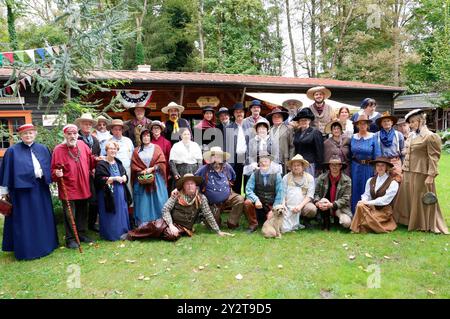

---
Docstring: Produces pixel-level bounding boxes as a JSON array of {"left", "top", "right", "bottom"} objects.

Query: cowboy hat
[
  {"left": 232, "top": 102, "right": 245, "bottom": 111},
  {"left": 282, "top": 99, "right": 303, "bottom": 110},
  {"left": 106, "top": 119, "right": 129, "bottom": 131},
  {"left": 161, "top": 102, "right": 185, "bottom": 114},
  {"left": 293, "top": 107, "right": 315, "bottom": 121},
  {"left": 370, "top": 157, "right": 394, "bottom": 168},
  {"left": 17, "top": 124, "right": 37, "bottom": 135},
  {"left": 352, "top": 114, "right": 372, "bottom": 125},
  {"left": 396, "top": 117, "right": 407, "bottom": 125},
  {"left": 324, "top": 120, "right": 343, "bottom": 134},
  {"left": 266, "top": 108, "right": 289, "bottom": 124},
  {"left": 96, "top": 115, "right": 111, "bottom": 126},
  {"left": 306, "top": 86, "right": 332, "bottom": 100},
  {"left": 258, "top": 150, "right": 274, "bottom": 161},
  {"left": 322, "top": 155, "right": 347, "bottom": 170},
  {"left": 249, "top": 100, "right": 263, "bottom": 108},
  {"left": 74, "top": 113, "right": 97, "bottom": 127},
  {"left": 128, "top": 104, "right": 151, "bottom": 118},
  {"left": 203, "top": 146, "right": 231, "bottom": 162},
  {"left": 376, "top": 111, "right": 398, "bottom": 127},
  {"left": 287, "top": 154, "right": 310, "bottom": 168},
  {"left": 176, "top": 173, "right": 203, "bottom": 191},
  {"left": 405, "top": 109, "right": 425, "bottom": 123},
  {"left": 149, "top": 120, "right": 165, "bottom": 131}
]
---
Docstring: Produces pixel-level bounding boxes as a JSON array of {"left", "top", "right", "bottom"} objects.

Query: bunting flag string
[
  {"left": 113, "top": 90, "right": 153, "bottom": 108},
  {"left": 0, "top": 76, "right": 31, "bottom": 97},
  {"left": 0, "top": 45, "right": 64, "bottom": 67}
]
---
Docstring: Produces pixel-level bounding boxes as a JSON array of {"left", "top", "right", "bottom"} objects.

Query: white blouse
[
  {"left": 361, "top": 173, "right": 399, "bottom": 206},
  {"left": 169, "top": 140, "right": 203, "bottom": 164}
]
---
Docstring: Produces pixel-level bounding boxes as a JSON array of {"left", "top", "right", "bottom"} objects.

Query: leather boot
[{"left": 243, "top": 200, "right": 258, "bottom": 233}]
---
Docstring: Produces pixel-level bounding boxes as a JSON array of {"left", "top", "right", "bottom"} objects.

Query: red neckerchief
[
  {"left": 329, "top": 172, "right": 341, "bottom": 216},
  {"left": 314, "top": 102, "right": 325, "bottom": 115}
]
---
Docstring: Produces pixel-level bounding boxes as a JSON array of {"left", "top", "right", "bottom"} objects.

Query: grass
[{"left": 0, "top": 155, "right": 449, "bottom": 299}]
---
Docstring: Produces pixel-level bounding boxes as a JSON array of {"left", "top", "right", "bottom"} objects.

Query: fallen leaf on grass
[
  {"left": 235, "top": 274, "right": 243, "bottom": 280},
  {"left": 342, "top": 243, "right": 348, "bottom": 247},
  {"left": 98, "top": 259, "right": 107, "bottom": 264},
  {"left": 125, "top": 259, "right": 136, "bottom": 263},
  {"left": 138, "top": 275, "right": 145, "bottom": 280},
  {"left": 198, "top": 266, "right": 205, "bottom": 270},
  {"left": 114, "top": 290, "right": 123, "bottom": 295},
  {"left": 143, "top": 277, "right": 150, "bottom": 281},
  {"left": 166, "top": 268, "right": 171, "bottom": 272},
  {"left": 392, "top": 240, "right": 400, "bottom": 245},
  {"left": 119, "top": 244, "right": 126, "bottom": 248},
  {"left": 278, "top": 264, "right": 283, "bottom": 269},
  {"left": 427, "top": 289, "right": 435, "bottom": 295},
  {"left": 365, "top": 253, "right": 373, "bottom": 258},
  {"left": 162, "top": 259, "right": 168, "bottom": 262},
  {"left": 348, "top": 255, "right": 356, "bottom": 260},
  {"left": 383, "top": 256, "right": 391, "bottom": 260},
  {"left": 216, "top": 264, "right": 221, "bottom": 269}
]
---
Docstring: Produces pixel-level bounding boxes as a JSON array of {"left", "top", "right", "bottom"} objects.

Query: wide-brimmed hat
[
  {"left": 353, "top": 114, "right": 372, "bottom": 125},
  {"left": 203, "top": 146, "right": 231, "bottom": 162},
  {"left": 217, "top": 107, "right": 230, "bottom": 116},
  {"left": 258, "top": 150, "right": 274, "bottom": 161},
  {"left": 287, "top": 154, "right": 310, "bottom": 169},
  {"left": 96, "top": 115, "right": 111, "bottom": 126},
  {"left": 232, "top": 102, "right": 245, "bottom": 111},
  {"left": 324, "top": 120, "right": 343, "bottom": 134},
  {"left": 106, "top": 119, "right": 129, "bottom": 131},
  {"left": 282, "top": 99, "right": 303, "bottom": 110},
  {"left": 293, "top": 107, "right": 315, "bottom": 121},
  {"left": 249, "top": 100, "right": 262, "bottom": 109},
  {"left": 253, "top": 118, "right": 270, "bottom": 133},
  {"left": 176, "top": 173, "right": 203, "bottom": 191},
  {"left": 376, "top": 111, "right": 398, "bottom": 127},
  {"left": 74, "top": 113, "right": 97, "bottom": 127},
  {"left": 149, "top": 120, "right": 165, "bottom": 131},
  {"left": 405, "top": 109, "right": 425, "bottom": 123},
  {"left": 161, "top": 102, "right": 185, "bottom": 114},
  {"left": 128, "top": 105, "right": 151, "bottom": 118},
  {"left": 370, "top": 157, "right": 394, "bottom": 168},
  {"left": 17, "top": 124, "right": 37, "bottom": 135},
  {"left": 322, "top": 155, "right": 347, "bottom": 170},
  {"left": 306, "top": 86, "right": 332, "bottom": 100},
  {"left": 266, "top": 108, "right": 289, "bottom": 124}
]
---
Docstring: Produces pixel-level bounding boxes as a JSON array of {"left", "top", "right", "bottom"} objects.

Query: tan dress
[
  {"left": 351, "top": 175, "right": 398, "bottom": 233},
  {"left": 393, "top": 127, "right": 448, "bottom": 234}
]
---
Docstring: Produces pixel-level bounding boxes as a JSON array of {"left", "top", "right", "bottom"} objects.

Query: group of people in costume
[{"left": 0, "top": 86, "right": 447, "bottom": 261}]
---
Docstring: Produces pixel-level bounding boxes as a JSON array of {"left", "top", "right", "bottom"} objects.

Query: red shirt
[
  {"left": 51, "top": 140, "right": 96, "bottom": 200},
  {"left": 151, "top": 135, "right": 171, "bottom": 163}
]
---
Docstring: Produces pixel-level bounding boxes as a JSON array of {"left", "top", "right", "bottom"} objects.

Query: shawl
[{"left": 131, "top": 143, "right": 167, "bottom": 192}]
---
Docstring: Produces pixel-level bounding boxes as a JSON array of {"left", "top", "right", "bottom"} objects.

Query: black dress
[{"left": 293, "top": 127, "right": 324, "bottom": 166}]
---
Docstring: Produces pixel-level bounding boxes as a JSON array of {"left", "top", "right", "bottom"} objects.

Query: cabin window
[{"left": 0, "top": 110, "right": 32, "bottom": 157}]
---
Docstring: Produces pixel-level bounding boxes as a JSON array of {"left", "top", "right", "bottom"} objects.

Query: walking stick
[{"left": 57, "top": 164, "right": 83, "bottom": 253}]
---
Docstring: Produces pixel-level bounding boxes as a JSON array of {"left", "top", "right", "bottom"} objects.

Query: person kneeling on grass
[
  {"left": 313, "top": 155, "right": 352, "bottom": 231},
  {"left": 350, "top": 157, "right": 398, "bottom": 234},
  {"left": 122, "top": 174, "right": 233, "bottom": 241}
]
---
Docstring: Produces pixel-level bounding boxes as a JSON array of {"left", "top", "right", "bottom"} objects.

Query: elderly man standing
[
  {"left": 305, "top": 86, "right": 336, "bottom": 135},
  {"left": 242, "top": 99, "right": 269, "bottom": 137},
  {"left": 51, "top": 124, "right": 96, "bottom": 249},
  {"left": 162, "top": 102, "right": 191, "bottom": 145},
  {"left": 195, "top": 147, "right": 244, "bottom": 229},
  {"left": 314, "top": 156, "right": 352, "bottom": 231},
  {"left": 282, "top": 98, "right": 303, "bottom": 126},
  {"left": 243, "top": 151, "right": 283, "bottom": 233},
  {"left": 75, "top": 113, "right": 102, "bottom": 232},
  {"left": 267, "top": 108, "right": 295, "bottom": 174},
  {"left": 124, "top": 104, "right": 152, "bottom": 146},
  {"left": 217, "top": 107, "right": 231, "bottom": 136},
  {"left": 123, "top": 174, "right": 233, "bottom": 241}
]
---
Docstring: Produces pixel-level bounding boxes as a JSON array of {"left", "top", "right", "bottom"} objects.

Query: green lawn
[{"left": 0, "top": 155, "right": 449, "bottom": 299}]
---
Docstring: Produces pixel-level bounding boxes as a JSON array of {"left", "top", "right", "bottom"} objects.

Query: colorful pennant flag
[
  {"left": 35, "top": 48, "right": 46, "bottom": 61},
  {"left": 3, "top": 52, "right": 14, "bottom": 64},
  {"left": 25, "top": 49, "right": 35, "bottom": 62},
  {"left": 52, "top": 46, "right": 60, "bottom": 55},
  {"left": 45, "top": 46, "right": 54, "bottom": 57},
  {"left": 15, "top": 51, "right": 25, "bottom": 62}
]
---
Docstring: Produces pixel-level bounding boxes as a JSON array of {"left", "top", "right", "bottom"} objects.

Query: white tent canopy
[{"left": 246, "top": 92, "right": 360, "bottom": 113}]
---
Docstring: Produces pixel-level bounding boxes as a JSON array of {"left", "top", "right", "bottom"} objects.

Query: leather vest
[
  {"left": 171, "top": 200, "right": 200, "bottom": 230},
  {"left": 370, "top": 176, "right": 395, "bottom": 210},
  {"left": 254, "top": 170, "right": 277, "bottom": 205}
]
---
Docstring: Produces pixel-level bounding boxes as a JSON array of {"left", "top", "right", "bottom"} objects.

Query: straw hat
[
  {"left": 161, "top": 102, "right": 185, "bottom": 114},
  {"left": 96, "top": 115, "right": 111, "bottom": 126},
  {"left": 17, "top": 124, "right": 37, "bottom": 135},
  {"left": 74, "top": 113, "right": 97, "bottom": 127},
  {"left": 149, "top": 120, "right": 165, "bottom": 131},
  {"left": 203, "top": 146, "right": 231, "bottom": 162},
  {"left": 353, "top": 114, "right": 372, "bottom": 125},
  {"left": 405, "top": 109, "right": 425, "bottom": 123},
  {"left": 376, "top": 111, "right": 398, "bottom": 127},
  {"left": 106, "top": 119, "right": 129, "bottom": 131},
  {"left": 287, "top": 154, "right": 310, "bottom": 169},
  {"left": 175, "top": 173, "right": 203, "bottom": 191},
  {"left": 306, "top": 86, "right": 332, "bottom": 100},
  {"left": 282, "top": 99, "right": 303, "bottom": 110}
]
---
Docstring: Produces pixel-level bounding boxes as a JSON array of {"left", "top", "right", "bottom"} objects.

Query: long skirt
[
  {"left": 350, "top": 203, "right": 397, "bottom": 234},
  {"left": 2, "top": 179, "right": 58, "bottom": 260},
  {"left": 351, "top": 162, "right": 374, "bottom": 214},
  {"left": 133, "top": 173, "right": 168, "bottom": 226},
  {"left": 97, "top": 183, "right": 131, "bottom": 241},
  {"left": 393, "top": 171, "right": 448, "bottom": 234}
]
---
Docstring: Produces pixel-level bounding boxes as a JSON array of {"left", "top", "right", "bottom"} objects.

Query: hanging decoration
[
  {"left": 0, "top": 45, "right": 63, "bottom": 67},
  {"left": 115, "top": 90, "right": 153, "bottom": 108}
]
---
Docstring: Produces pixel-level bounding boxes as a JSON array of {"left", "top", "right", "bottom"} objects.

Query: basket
[{"left": 138, "top": 173, "right": 155, "bottom": 185}]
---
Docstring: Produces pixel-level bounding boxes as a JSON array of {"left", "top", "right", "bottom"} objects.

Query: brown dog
[{"left": 262, "top": 205, "right": 286, "bottom": 238}]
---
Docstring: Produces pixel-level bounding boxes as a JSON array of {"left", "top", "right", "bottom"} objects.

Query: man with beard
[
  {"left": 224, "top": 102, "right": 249, "bottom": 194},
  {"left": 305, "top": 86, "right": 336, "bottom": 135},
  {"left": 124, "top": 104, "right": 152, "bottom": 146},
  {"left": 162, "top": 102, "right": 191, "bottom": 145},
  {"left": 282, "top": 99, "right": 303, "bottom": 127},
  {"left": 51, "top": 124, "right": 97, "bottom": 249},
  {"left": 242, "top": 100, "right": 269, "bottom": 138}
]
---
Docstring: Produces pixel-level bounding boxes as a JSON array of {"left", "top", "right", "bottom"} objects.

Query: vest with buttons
[
  {"left": 254, "top": 170, "right": 277, "bottom": 206},
  {"left": 171, "top": 201, "right": 201, "bottom": 230},
  {"left": 369, "top": 176, "right": 395, "bottom": 210}
]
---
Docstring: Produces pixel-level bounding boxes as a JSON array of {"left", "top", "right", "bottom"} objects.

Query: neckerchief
[
  {"left": 380, "top": 128, "right": 395, "bottom": 147},
  {"left": 170, "top": 117, "right": 180, "bottom": 133},
  {"left": 314, "top": 103, "right": 325, "bottom": 115},
  {"left": 178, "top": 189, "right": 201, "bottom": 209}
]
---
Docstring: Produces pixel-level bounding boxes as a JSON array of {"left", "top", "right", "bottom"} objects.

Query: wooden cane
[{"left": 57, "top": 164, "right": 83, "bottom": 253}]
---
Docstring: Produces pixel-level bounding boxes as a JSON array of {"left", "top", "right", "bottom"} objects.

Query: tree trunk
[
  {"left": 330, "top": 3, "right": 354, "bottom": 76},
  {"left": 198, "top": 0, "right": 205, "bottom": 72},
  {"left": 6, "top": 1, "right": 18, "bottom": 51},
  {"left": 274, "top": 0, "right": 282, "bottom": 75},
  {"left": 310, "top": 0, "right": 317, "bottom": 78},
  {"left": 285, "top": 0, "right": 298, "bottom": 77}
]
